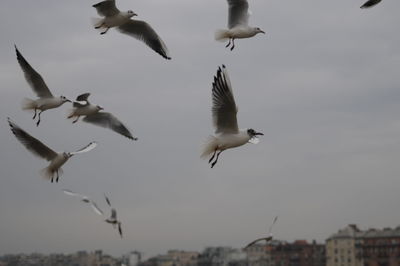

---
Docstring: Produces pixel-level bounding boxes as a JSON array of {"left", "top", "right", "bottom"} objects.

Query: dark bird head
[
  {"left": 127, "top": 10, "right": 137, "bottom": 17},
  {"left": 247, "top": 128, "right": 264, "bottom": 137}
]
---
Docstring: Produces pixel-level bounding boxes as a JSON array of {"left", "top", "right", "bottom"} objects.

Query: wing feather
[
  {"left": 8, "top": 118, "right": 57, "bottom": 161},
  {"left": 92, "top": 0, "right": 120, "bottom": 17},
  {"left": 83, "top": 112, "right": 137, "bottom": 140},
  {"left": 118, "top": 20, "right": 171, "bottom": 60},
  {"left": 15, "top": 45, "right": 53, "bottom": 98},
  {"left": 212, "top": 65, "right": 239, "bottom": 134},
  {"left": 227, "top": 0, "right": 250, "bottom": 28},
  {"left": 360, "top": 0, "right": 382, "bottom": 8}
]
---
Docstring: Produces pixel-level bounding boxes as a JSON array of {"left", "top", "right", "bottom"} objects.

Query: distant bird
[
  {"left": 245, "top": 216, "right": 278, "bottom": 248},
  {"left": 103, "top": 194, "right": 123, "bottom": 238},
  {"left": 62, "top": 189, "right": 104, "bottom": 215},
  {"left": 215, "top": 0, "right": 265, "bottom": 50},
  {"left": 8, "top": 118, "right": 97, "bottom": 182},
  {"left": 201, "top": 65, "right": 263, "bottom": 168},
  {"left": 360, "top": 0, "right": 382, "bottom": 9},
  {"left": 92, "top": 0, "right": 171, "bottom": 60},
  {"left": 15, "top": 45, "right": 71, "bottom": 126},
  {"left": 68, "top": 93, "right": 137, "bottom": 140}
]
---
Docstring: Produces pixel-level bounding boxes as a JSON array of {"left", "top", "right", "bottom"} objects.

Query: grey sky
[{"left": 1, "top": 0, "right": 400, "bottom": 258}]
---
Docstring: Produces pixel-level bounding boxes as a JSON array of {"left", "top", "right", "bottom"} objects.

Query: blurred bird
[
  {"left": 245, "top": 216, "right": 278, "bottom": 248},
  {"left": 103, "top": 194, "right": 123, "bottom": 238},
  {"left": 201, "top": 65, "right": 263, "bottom": 168},
  {"left": 8, "top": 118, "right": 97, "bottom": 182},
  {"left": 62, "top": 189, "right": 104, "bottom": 215},
  {"left": 68, "top": 93, "right": 137, "bottom": 140},
  {"left": 360, "top": 0, "right": 382, "bottom": 8},
  {"left": 92, "top": 0, "right": 171, "bottom": 60},
  {"left": 15, "top": 45, "right": 71, "bottom": 126},
  {"left": 215, "top": 0, "right": 265, "bottom": 50}
]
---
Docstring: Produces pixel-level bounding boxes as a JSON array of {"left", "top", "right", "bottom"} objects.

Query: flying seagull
[
  {"left": 15, "top": 45, "right": 71, "bottom": 126},
  {"left": 215, "top": 0, "right": 265, "bottom": 50},
  {"left": 103, "top": 194, "right": 123, "bottom": 238},
  {"left": 62, "top": 189, "right": 104, "bottom": 215},
  {"left": 245, "top": 216, "right": 278, "bottom": 248},
  {"left": 360, "top": 0, "right": 382, "bottom": 8},
  {"left": 68, "top": 93, "right": 137, "bottom": 140},
  {"left": 8, "top": 118, "right": 97, "bottom": 182},
  {"left": 201, "top": 65, "right": 263, "bottom": 168},
  {"left": 92, "top": 0, "right": 171, "bottom": 60}
]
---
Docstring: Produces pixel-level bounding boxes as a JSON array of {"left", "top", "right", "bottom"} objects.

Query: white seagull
[
  {"left": 245, "top": 216, "right": 278, "bottom": 248},
  {"left": 215, "top": 0, "right": 265, "bottom": 50},
  {"left": 62, "top": 189, "right": 104, "bottom": 215},
  {"left": 92, "top": 0, "right": 171, "bottom": 60},
  {"left": 15, "top": 45, "right": 71, "bottom": 126},
  {"left": 360, "top": 0, "right": 382, "bottom": 9},
  {"left": 68, "top": 93, "right": 137, "bottom": 140},
  {"left": 201, "top": 65, "right": 264, "bottom": 168},
  {"left": 103, "top": 193, "right": 123, "bottom": 238},
  {"left": 8, "top": 118, "right": 97, "bottom": 183}
]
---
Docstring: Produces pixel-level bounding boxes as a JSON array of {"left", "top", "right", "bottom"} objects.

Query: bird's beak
[
  {"left": 255, "top": 132, "right": 264, "bottom": 136},
  {"left": 133, "top": 13, "right": 138, "bottom": 16},
  {"left": 66, "top": 99, "right": 72, "bottom": 103},
  {"left": 260, "top": 30, "right": 265, "bottom": 34}
]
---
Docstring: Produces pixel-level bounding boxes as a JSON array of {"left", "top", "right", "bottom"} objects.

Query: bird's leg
[
  {"left": 95, "top": 22, "right": 105, "bottom": 29},
  {"left": 36, "top": 111, "right": 43, "bottom": 127},
  {"left": 100, "top": 28, "right": 110, "bottom": 35},
  {"left": 230, "top": 39, "right": 236, "bottom": 51},
  {"left": 225, "top": 38, "right": 231, "bottom": 48},
  {"left": 56, "top": 170, "right": 59, "bottom": 183},
  {"left": 32, "top": 109, "right": 37, "bottom": 119},
  {"left": 211, "top": 151, "right": 223, "bottom": 168},
  {"left": 72, "top": 116, "right": 80, "bottom": 124},
  {"left": 208, "top": 150, "right": 217, "bottom": 164}
]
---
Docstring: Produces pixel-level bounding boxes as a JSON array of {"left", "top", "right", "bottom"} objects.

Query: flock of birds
[{"left": 7, "top": 0, "right": 383, "bottom": 244}]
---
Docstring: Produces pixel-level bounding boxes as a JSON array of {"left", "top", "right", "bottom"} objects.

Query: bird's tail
[
  {"left": 91, "top": 17, "right": 105, "bottom": 29},
  {"left": 21, "top": 98, "right": 37, "bottom": 110},
  {"left": 200, "top": 136, "right": 218, "bottom": 159},
  {"left": 215, "top": 29, "right": 230, "bottom": 42},
  {"left": 40, "top": 167, "right": 63, "bottom": 182}
]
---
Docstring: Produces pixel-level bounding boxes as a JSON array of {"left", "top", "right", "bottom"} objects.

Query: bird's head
[
  {"left": 64, "top": 152, "right": 73, "bottom": 159},
  {"left": 247, "top": 128, "right": 264, "bottom": 137},
  {"left": 254, "top": 27, "right": 265, "bottom": 35},
  {"left": 60, "top": 96, "right": 71, "bottom": 103},
  {"left": 127, "top": 10, "right": 137, "bottom": 18}
]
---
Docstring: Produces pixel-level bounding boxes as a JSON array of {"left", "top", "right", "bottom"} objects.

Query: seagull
[
  {"left": 245, "top": 216, "right": 278, "bottom": 248},
  {"left": 15, "top": 45, "right": 71, "bottom": 126},
  {"left": 103, "top": 194, "right": 123, "bottom": 238},
  {"left": 92, "top": 0, "right": 171, "bottom": 60},
  {"left": 360, "top": 0, "right": 382, "bottom": 8},
  {"left": 8, "top": 118, "right": 97, "bottom": 183},
  {"left": 201, "top": 65, "right": 264, "bottom": 168},
  {"left": 62, "top": 189, "right": 104, "bottom": 215},
  {"left": 68, "top": 93, "right": 137, "bottom": 140},
  {"left": 215, "top": 0, "right": 265, "bottom": 50}
]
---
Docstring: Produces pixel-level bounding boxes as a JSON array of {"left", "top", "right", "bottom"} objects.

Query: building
[{"left": 326, "top": 224, "right": 363, "bottom": 266}]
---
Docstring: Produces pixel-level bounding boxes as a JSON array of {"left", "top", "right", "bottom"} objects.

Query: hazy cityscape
[{"left": 1, "top": 224, "right": 399, "bottom": 266}]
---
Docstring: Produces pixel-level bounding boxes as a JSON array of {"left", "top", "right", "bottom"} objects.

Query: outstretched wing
[
  {"left": 93, "top": 0, "right": 120, "bottom": 17},
  {"left": 8, "top": 118, "right": 57, "bottom": 161},
  {"left": 90, "top": 201, "right": 104, "bottom": 216},
  {"left": 245, "top": 236, "right": 272, "bottom": 248},
  {"left": 104, "top": 193, "right": 112, "bottom": 207},
  {"left": 15, "top": 45, "right": 53, "bottom": 98},
  {"left": 118, "top": 222, "right": 123, "bottom": 238},
  {"left": 76, "top": 93, "right": 91, "bottom": 102},
  {"left": 69, "top": 142, "right": 97, "bottom": 155},
  {"left": 62, "top": 189, "right": 86, "bottom": 199},
  {"left": 268, "top": 216, "right": 278, "bottom": 235},
  {"left": 360, "top": 0, "right": 382, "bottom": 8},
  {"left": 118, "top": 20, "right": 171, "bottom": 60},
  {"left": 83, "top": 112, "right": 137, "bottom": 140},
  {"left": 227, "top": 0, "right": 250, "bottom": 28},
  {"left": 212, "top": 65, "right": 239, "bottom": 134}
]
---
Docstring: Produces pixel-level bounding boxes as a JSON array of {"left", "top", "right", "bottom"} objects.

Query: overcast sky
[{"left": 1, "top": 0, "right": 400, "bottom": 258}]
